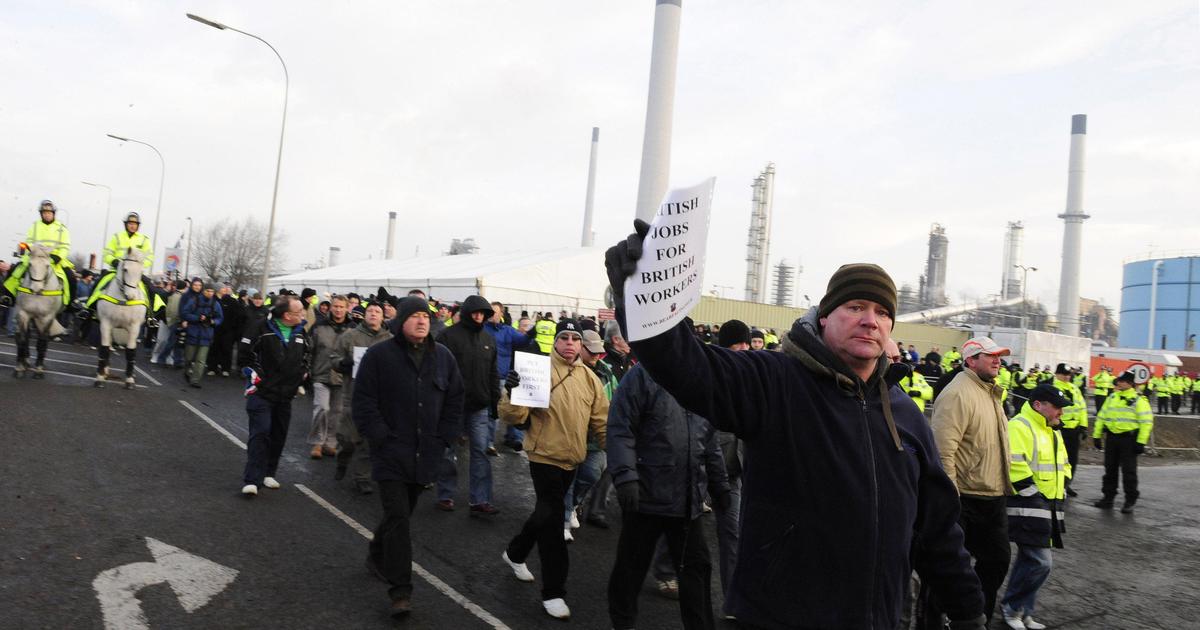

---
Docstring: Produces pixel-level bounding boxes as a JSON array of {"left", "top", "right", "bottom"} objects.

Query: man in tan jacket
[
  {"left": 499, "top": 319, "right": 608, "bottom": 620},
  {"left": 924, "top": 336, "right": 1013, "bottom": 628}
]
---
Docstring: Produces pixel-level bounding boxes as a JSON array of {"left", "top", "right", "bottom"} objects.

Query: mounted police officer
[
  {"left": 86, "top": 211, "right": 154, "bottom": 314},
  {"left": 3, "top": 200, "right": 75, "bottom": 306}
]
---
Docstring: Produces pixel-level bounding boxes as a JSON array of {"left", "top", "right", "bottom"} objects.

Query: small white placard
[
  {"left": 511, "top": 352, "right": 552, "bottom": 408},
  {"left": 352, "top": 346, "right": 367, "bottom": 378}
]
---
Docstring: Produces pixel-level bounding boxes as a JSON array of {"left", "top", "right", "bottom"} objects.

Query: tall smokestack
[
  {"left": 634, "top": 0, "right": 682, "bottom": 224},
  {"left": 1001, "top": 221, "right": 1024, "bottom": 300},
  {"left": 1057, "top": 114, "right": 1089, "bottom": 336},
  {"left": 328, "top": 246, "right": 341, "bottom": 268},
  {"left": 385, "top": 211, "right": 397, "bottom": 259},
  {"left": 581, "top": 127, "right": 599, "bottom": 247}
]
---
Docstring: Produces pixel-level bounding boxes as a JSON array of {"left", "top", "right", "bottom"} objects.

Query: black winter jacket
[
  {"left": 237, "top": 317, "right": 310, "bottom": 403},
  {"left": 607, "top": 364, "right": 729, "bottom": 520},
  {"left": 436, "top": 319, "right": 499, "bottom": 413},
  {"left": 626, "top": 309, "right": 984, "bottom": 629},
  {"left": 352, "top": 335, "right": 465, "bottom": 484}
]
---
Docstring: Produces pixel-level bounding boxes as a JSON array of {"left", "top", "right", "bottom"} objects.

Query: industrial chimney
[
  {"left": 1001, "top": 221, "right": 1024, "bottom": 300},
  {"left": 385, "top": 211, "right": 397, "bottom": 259},
  {"left": 1056, "top": 115, "right": 1089, "bottom": 337},
  {"left": 328, "top": 246, "right": 341, "bottom": 268},
  {"left": 581, "top": 127, "right": 599, "bottom": 247},
  {"left": 919, "top": 224, "right": 949, "bottom": 308},
  {"left": 743, "top": 163, "right": 775, "bottom": 303},
  {"left": 633, "top": 0, "right": 682, "bottom": 224}
]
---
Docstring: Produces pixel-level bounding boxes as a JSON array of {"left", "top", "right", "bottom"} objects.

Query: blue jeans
[
  {"left": 243, "top": 394, "right": 293, "bottom": 485},
  {"left": 564, "top": 450, "right": 605, "bottom": 523},
  {"left": 1001, "top": 545, "right": 1053, "bottom": 618},
  {"left": 714, "top": 476, "right": 742, "bottom": 609},
  {"left": 436, "top": 408, "right": 493, "bottom": 505},
  {"left": 153, "top": 326, "right": 183, "bottom": 365}
]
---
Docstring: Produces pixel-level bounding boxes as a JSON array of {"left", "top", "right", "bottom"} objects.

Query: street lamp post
[
  {"left": 187, "top": 12, "right": 288, "bottom": 295},
  {"left": 81, "top": 180, "right": 112, "bottom": 258},
  {"left": 185, "top": 216, "right": 194, "bottom": 281},
  {"left": 106, "top": 134, "right": 164, "bottom": 273},
  {"left": 1015, "top": 264, "right": 1038, "bottom": 330}
]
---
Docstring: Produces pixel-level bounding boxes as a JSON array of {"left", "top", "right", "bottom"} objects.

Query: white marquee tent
[{"left": 270, "top": 247, "right": 609, "bottom": 315}]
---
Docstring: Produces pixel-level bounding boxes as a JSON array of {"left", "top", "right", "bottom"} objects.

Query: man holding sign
[
  {"left": 606, "top": 213, "right": 986, "bottom": 629},
  {"left": 332, "top": 301, "right": 392, "bottom": 493},
  {"left": 498, "top": 319, "right": 609, "bottom": 620}
]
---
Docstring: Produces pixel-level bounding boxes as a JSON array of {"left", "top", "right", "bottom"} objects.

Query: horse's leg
[
  {"left": 124, "top": 330, "right": 138, "bottom": 389},
  {"left": 95, "top": 317, "right": 111, "bottom": 386},
  {"left": 13, "top": 312, "right": 29, "bottom": 377},
  {"left": 32, "top": 333, "right": 49, "bottom": 379}
]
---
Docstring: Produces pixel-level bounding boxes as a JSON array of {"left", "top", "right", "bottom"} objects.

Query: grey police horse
[
  {"left": 94, "top": 248, "right": 148, "bottom": 389},
  {"left": 11, "top": 244, "right": 67, "bottom": 379}
]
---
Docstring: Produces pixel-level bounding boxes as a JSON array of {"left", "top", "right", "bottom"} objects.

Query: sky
[{"left": 2, "top": 1, "right": 1197, "bottom": 319}]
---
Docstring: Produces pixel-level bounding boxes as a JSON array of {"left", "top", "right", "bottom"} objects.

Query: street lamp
[
  {"left": 187, "top": 12, "right": 289, "bottom": 294},
  {"left": 1014, "top": 264, "right": 1038, "bottom": 330},
  {"left": 106, "top": 133, "right": 164, "bottom": 273},
  {"left": 185, "top": 217, "right": 194, "bottom": 280},
  {"left": 81, "top": 180, "right": 112, "bottom": 257}
]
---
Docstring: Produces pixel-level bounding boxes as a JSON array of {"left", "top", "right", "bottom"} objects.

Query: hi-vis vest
[
  {"left": 995, "top": 368, "right": 1012, "bottom": 402},
  {"left": 25, "top": 220, "right": 72, "bottom": 261},
  {"left": 534, "top": 319, "right": 556, "bottom": 354},
  {"left": 1094, "top": 388, "right": 1154, "bottom": 444},
  {"left": 899, "top": 372, "right": 933, "bottom": 412},
  {"left": 1007, "top": 403, "right": 1070, "bottom": 548},
  {"left": 104, "top": 231, "right": 154, "bottom": 268},
  {"left": 1092, "top": 371, "right": 1114, "bottom": 396},
  {"left": 1052, "top": 378, "right": 1088, "bottom": 429}
]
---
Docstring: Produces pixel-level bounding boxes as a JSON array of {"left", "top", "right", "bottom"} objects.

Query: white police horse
[
  {"left": 94, "top": 248, "right": 148, "bottom": 389},
  {"left": 11, "top": 244, "right": 67, "bottom": 379}
]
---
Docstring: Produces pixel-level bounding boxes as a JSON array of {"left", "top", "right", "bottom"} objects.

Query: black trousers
[
  {"left": 207, "top": 328, "right": 236, "bottom": 372},
  {"left": 1170, "top": 394, "right": 1182, "bottom": 414},
  {"left": 507, "top": 462, "right": 575, "bottom": 600},
  {"left": 1061, "top": 426, "right": 1083, "bottom": 485},
  {"left": 1093, "top": 394, "right": 1108, "bottom": 415},
  {"left": 242, "top": 394, "right": 292, "bottom": 485},
  {"left": 370, "top": 480, "right": 424, "bottom": 599},
  {"left": 1157, "top": 396, "right": 1169, "bottom": 414},
  {"left": 918, "top": 495, "right": 1010, "bottom": 627},
  {"left": 1101, "top": 431, "right": 1139, "bottom": 501},
  {"left": 608, "top": 512, "right": 714, "bottom": 630},
  {"left": 1192, "top": 392, "right": 1200, "bottom": 414}
]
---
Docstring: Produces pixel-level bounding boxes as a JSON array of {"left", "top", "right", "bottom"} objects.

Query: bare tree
[{"left": 191, "top": 217, "right": 287, "bottom": 289}]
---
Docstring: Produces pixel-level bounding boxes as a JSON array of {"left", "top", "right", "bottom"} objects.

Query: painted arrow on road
[{"left": 92, "top": 537, "right": 238, "bottom": 630}]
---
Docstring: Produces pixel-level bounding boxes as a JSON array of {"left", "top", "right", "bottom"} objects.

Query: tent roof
[{"left": 271, "top": 247, "right": 602, "bottom": 286}]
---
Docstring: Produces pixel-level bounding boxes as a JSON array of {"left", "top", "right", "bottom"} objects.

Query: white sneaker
[
  {"left": 542, "top": 598, "right": 570, "bottom": 619},
  {"left": 241, "top": 484, "right": 258, "bottom": 496},
  {"left": 502, "top": 551, "right": 534, "bottom": 582},
  {"left": 568, "top": 510, "right": 580, "bottom": 529},
  {"left": 1023, "top": 617, "right": 1046, "bottom": 630},
  {"left": 563, "top": 527, "right": 574, "bottom": 542},
  {"left": 263, "top": 477, "right": 281, "bottom": 489},
  {"left": 149, "top": 358, "right": 158, "bottom": 365},
  {"left": 1002, "top": 611, "right": 1026, "bottom": 630}
]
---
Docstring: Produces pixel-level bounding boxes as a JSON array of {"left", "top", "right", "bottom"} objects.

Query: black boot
[
  {"left": 1093, "top": 496, "right": 1115, "bottom": 509},
  {"left": 1120, "top": 498, "right": 1136, "bottom": 514}
]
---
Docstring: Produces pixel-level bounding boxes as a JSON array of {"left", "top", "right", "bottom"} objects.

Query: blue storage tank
[{"left": 1118, "top": 256, "right": 1200, "bottom": 350}]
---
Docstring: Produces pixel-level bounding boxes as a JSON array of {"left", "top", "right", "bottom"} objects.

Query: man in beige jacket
[
  {"left": 499, "top": 319, "right": 609, "bottom": 621},
  {"left": 923, "top": 336, "right": 1013, "bottom": 628}
]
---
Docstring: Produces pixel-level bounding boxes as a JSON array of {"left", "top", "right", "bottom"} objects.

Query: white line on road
[
  {"left": 0, "top": 341, "right": 161, "bottom": 386},
  {"left": 0, "top": 339, "right": 98, "bottom": 359},
  {"left": 296, "top": 484, "right": 511, "bottom": 630},
  {"left": 134, "top": 365, "right": 161, "bottom": 386},
  {"left": 178, "top": 400, "right": 246, "bottom": 449},
  {"left": 0, "top": 362, "right": 148, "bottom": 388},
  {"left": 177, "top": 399, "right": 511, "bottom": 629}
]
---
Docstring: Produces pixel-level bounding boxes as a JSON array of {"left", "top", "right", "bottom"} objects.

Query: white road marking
[
  {"left": 0, "top": 362, "right": 148, "bottom": 388},
  {"left": 175, "top": 398, "right": 510, "bottom": 629},
  {"left": 0, "top": 339, "right": 98, "bottom": 359},
  {"left": 134, "top": 365, "right": 161, "bottom": 386},
  {"left": 296, "top": 484, "right": 511, "bottom": 630},
  {"left": 93, "top": 537, "right": 238, "bottom": 630},
  {"left": 178, "top": 400, "right": 246, "bottom": 449},
  {"left": 0, "top": 341, "right": 161, "bottom": 385}
]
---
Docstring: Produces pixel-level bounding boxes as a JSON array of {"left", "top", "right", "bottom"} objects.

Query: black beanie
[
  {"left": 718, "top": 319, "right": 751, "bottom": 347},
  {"left": 817, "top": 263, "right": 898, "bottom": 323},
  {"left": 396, "top": 296, "right": 428, "bottom": 325},
  {"left": 300, "top": 287, "right": 317, "bottom": 303}
]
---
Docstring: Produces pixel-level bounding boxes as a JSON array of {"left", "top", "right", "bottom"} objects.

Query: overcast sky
[{"left": 3, "top": 1, "right": 1197, "bottom": 316}]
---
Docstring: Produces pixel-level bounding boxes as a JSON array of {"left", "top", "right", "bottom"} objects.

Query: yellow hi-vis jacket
[
  {"left": 996, "top": 368, "right": 1012, "bottom": 402},
  {"left": 900, "top": 372, "right": 933, "bottom": 412},
  {"left": 103, "top": 230, "right": 154, "bottom": 268},
  {"left": 1168, "top": 375, "right": 1185, "bottom": 395},
  {"left": 1052, "top": 378, "right": 1088, "bottom": 429},
  {"left": 941, "top": 349, "right": 961, "bottom": 371},
  {"left": 1094, "top": 388, "right": 1154, "bottom": 444},
  {"left": 534, "top": 319, "right": 556, "bottom": 354},
  {"left": 1091, "top": 371, "right": 1114, "bottom": 397},
  {"left": 1148, "top": 376, "right": 1169, "bottom": 398},
  {"left": 1007, "top": 403, "right": 1070, "bottom": 548},
  {"left": 25, "top": 219, "right": 72, "bottom": 261}
]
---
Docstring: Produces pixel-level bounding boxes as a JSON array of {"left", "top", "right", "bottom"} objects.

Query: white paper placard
[
  {"left": 352, "top": 346, "right": 367, "bottom": 378},
  {"left": 623, "top": 178, "right": 715, "bottom": 341},
  {"left": 510, "top": 352, "right": 552, "bottom": 408}
]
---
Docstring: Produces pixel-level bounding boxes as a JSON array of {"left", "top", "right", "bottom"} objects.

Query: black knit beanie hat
[
  {"left": 718, "top": 320, "right": 751, "bottom": 348},
  {"left": 817, "top": 263, "right": 898, "bottom": 323},
  {"left": 396, "top": 296, "right": 428, "bottom": 325}
]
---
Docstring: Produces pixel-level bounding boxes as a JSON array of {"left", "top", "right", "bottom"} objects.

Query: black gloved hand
[
  {"left": 908, "top": 389, "right": 922, "bottom": 398},
  {"left": 49, "top": 254, "right": 61, "bottom": 265},
  {"left": 1133, "top": 442, "right": 1145, "bottom": 455},
  {"left": 712, "top": 490, "right": 732, "bottom": 512},
  {"left": 504, "top": 369, "right": 521, "bottom": 394},
  {"left": 947, "top": 615, "right": 986, "bottom": 630},
  {"left": 1093, "top": 437, "right": 1103, "bottom": 451},
  {"left": 603, "top": 219, "right": 651, "bottom": 303},
  {"left": 616, "top": 482, "right": 639, "bottom": 514}
]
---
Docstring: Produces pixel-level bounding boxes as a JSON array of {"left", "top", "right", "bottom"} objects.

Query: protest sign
[
  {"left": 510, "top": 352, "right": 551, "bottom": 408},
  {"left": 352, "top": 346, "right": 367, "bottom": 378},
  {"left": 623, "top": 178, "right": 715, "bottom": 342}
]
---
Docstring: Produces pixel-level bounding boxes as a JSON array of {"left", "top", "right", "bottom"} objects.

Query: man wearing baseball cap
[
  {"left": 605, "top": 230, "right": 986, "bottom": 630},
  {"left": 927, "top": 336, "right": 1012, "bottom": 627},
  {"left": 1092, "top": 370, "right": 1154, "bottom": 513},
  {"left": 1000, "top": 384, "right": 1073, "bottom": 630}
]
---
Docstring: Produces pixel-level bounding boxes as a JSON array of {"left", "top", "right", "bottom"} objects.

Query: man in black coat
[
  {"left": 433, "top": 294, "right": 501, "bottom": 514},
  {"left": 607, "top": 224, "right": 985, "bottom": 630},
  {"left": 353, "top": 296, "right": 464, "bottom": 618},
  {"left": 207, "top": 283, "right": 244, "bottom": 376}
]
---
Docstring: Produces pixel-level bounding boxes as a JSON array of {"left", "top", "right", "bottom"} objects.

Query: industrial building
[{"left": 1118, "top": 255, "right": 1200, "bottom": 351}]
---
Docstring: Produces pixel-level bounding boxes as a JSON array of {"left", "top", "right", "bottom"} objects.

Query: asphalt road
[{"left": 3, "top": 338, "right": 1198, "bottom": 629}]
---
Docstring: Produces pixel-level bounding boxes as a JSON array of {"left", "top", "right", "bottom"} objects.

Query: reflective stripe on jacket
[
  {"left": 1094, "top": 388, "right": 1154, "bottom": 444},
  {"left": 1007, "top": 403, "right": 1069, "bottom": 548}
]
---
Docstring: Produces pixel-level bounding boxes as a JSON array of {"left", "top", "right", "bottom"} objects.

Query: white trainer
[
  {"left": 263, "top": 477, "right": 281, "bottom": 489},
  {"left": 1002, "top": 612, "right": 1026, "bottom": 630},
  {"left": 568, "top": 511, "right": 580, "bottom": 530},
  {"left": 241, "top": 484, "right": 258, "bottom": 496},
  {"left": 502, "top": 551, "right": 534, "bottom": 582},
  {"left": 563, "top": 527, "right": 574, "bottom": 542},
  {"left": 542, "top": 598, "right": 570, "bottom": 619},
  {"left": 1022, "top": 617, "right": 1046, "bottom": 630}
]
